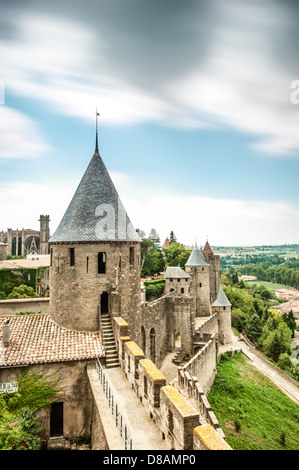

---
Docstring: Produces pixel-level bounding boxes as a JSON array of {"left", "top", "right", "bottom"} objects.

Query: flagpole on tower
[{"left": 95, "top": 108, "right": 100, "bottom": 154}]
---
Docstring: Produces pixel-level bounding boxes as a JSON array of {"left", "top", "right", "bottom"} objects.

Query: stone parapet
[
  {"left": 138, "top": 359, "right": 166, "bottom": 409},
  {"left": 193, "top": 424, "right": 232, "bottom": 450},
  {"left": 160, "top": 385, "right": 199, "bottom": 450},
  {"left": 124, "top": 341, "right": 144, "bottom": 389}
]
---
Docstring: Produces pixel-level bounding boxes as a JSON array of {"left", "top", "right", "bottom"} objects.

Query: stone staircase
[{"left": 100, "top": 313, "right": 120, "bottom": 369}]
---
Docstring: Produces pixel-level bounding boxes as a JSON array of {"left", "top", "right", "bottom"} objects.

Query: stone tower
[
  {"left": 185, "top": 241, "right": 211, "bottom": 317},
  {"left": 201, "top": 240, "right": 220, "bottom": 303},
  {"left": 212, "top": 286, "right": 232, "bottom": 344},
  {"left": 48, "top": 134, "right": 142, "bottom": 334},
  {"left": 39, "top": 215, "right": 50, "bottom": 254}
]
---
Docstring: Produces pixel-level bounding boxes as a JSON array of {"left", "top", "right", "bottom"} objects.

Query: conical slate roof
[
  {"left": 49, "top": 149, "right": 141, "bottom": 243},
  {"left": 212, "top": 286, "right": 231, "bottom": 307},
  {"left": 185, "top": 241, "right": 209, "bottom": 267}
]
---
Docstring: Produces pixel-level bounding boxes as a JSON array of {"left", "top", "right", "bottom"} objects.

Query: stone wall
[
  {"left": 180, "top": 334, "right": 217, "bottom": 395},
  {"left": 193, "top": 424, "right": 232, "bottom": 450},
  {"left": 140, "top": 294, "right": 194, "bottom": 367},
  {"left": 110, "top": 316, "right": 231, "bottom": 451},
  {"left": 0, "top": 359, "right": 98, "bottom": 447},
  {"left": 49, "top": 241, "right": 141, "bottom": 332},
  {"left": 0, "top": 243, "right": 7, "bottom": 261},
  {"left": 0, "top": 297, "right": 50, "bottom": 315}
]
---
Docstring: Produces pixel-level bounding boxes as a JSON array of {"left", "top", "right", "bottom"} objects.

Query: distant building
[
  {"left": 0, "top": 242, "right": 7, "bottom": 261},
  {"left": 0, "top": 215, "right": 50, "bottom": 257}
]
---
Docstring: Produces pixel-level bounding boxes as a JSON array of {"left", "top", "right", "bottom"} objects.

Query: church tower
[
  {"left": 48, "top": 130, "right": 141, "bottom": 333},
  {"left": 39, "top": 215, "right": 50, "bottom": 254},
  {"left": 185, "top": 241, "right": 211, "bottom": 317}
]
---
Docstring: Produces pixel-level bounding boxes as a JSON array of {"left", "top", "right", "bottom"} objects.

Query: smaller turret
[
  {"left": 185, "top": 241, "right": 211, "bottom": 317},
  {"left": 212, "top": 287, "right": 232, "bottom": 344}
]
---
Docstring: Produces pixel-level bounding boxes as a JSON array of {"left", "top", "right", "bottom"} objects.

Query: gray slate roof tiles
[
  {"left": 212, "top": 287, "right": 231, "bottom": 307},
  {"left": 49, "top": 151, "right": 141, "bottom": 244},
  {"left": 185, "top": 241, "right": 209, "bottom": 267}
]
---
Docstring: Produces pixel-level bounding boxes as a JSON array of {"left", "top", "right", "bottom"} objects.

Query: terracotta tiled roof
[
  {"left": 202, "top": 241, "right": 214, "bottom": 255},
  {"left": 0, "top": 314, "right": 104, "bottom": 367}
]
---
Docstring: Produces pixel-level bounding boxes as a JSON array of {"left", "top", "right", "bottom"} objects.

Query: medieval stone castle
[{"left": 0, "top": 132, "right": 233, "bottom": 451}]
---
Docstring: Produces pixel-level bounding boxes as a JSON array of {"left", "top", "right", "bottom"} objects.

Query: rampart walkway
[{"left": 88, "top": 363, "right": 169, "bottom": 450}]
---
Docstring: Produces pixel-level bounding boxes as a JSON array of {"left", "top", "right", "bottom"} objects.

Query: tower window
[
  {"left": 129, "top": 247, "right": 135, "bottom": 265},
  {"left": 98, "top": 252, "right": 106, "bottom": 274},
  {"left": 70, "top": 248, "right": 75, "bottom": 266},
  {"left": 86, "top": 256, "right": 89, "bottom": 273}
]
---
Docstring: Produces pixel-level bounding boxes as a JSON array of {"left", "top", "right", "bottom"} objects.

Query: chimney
[{"left": 3, "top": 319, "right": 10, "bottom": 347}]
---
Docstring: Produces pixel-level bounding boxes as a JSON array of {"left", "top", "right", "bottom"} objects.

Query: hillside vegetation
[{"left": 208, "top": 353, "right": 299, "bottom": 450}]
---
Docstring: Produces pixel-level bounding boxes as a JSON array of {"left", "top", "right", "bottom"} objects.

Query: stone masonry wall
[
  {"left": 49, "top": 242, "right": 141, "bottom": 332},
  {"left": 110, "top": 316, "right": 231, "bottom": 451},
  {"left": 0, "top": 360, "right": 96, "bottom": 445}
]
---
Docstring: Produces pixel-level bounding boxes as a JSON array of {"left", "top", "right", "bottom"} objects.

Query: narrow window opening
[
  {"left": 98, "top": 252, "right": 106, "bottom": 274},
  {"left": 86, "top": 256, "right": 89, "bottom": 273},
  {"left": 70, "top": 248, "right": 75, "bottom": 266},
  {"left": 50, "top": 248, "right": 53, "bottom": 266},
  {"left": 181, "top": 288, "right": 184, "bottom": 294},
  {"left": 129, "top": 247, "right": 134, "bottom": 265}
]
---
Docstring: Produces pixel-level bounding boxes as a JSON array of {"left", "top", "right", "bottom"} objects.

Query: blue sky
[{"left": 1, "top": 0, "right": 299, "bottom": 246}]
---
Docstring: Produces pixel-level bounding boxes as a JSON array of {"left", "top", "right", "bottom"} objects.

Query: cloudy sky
[{"left": 1, "top": 0, "right": 299, "bottom": 247}]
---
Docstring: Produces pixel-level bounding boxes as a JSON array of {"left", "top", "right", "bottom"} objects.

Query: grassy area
[
  {"left": 246, "top": 280, "right": 299, "bottom": 292},
  {"left": 208, "top": 353, "right": 299, "bottom": 450}
]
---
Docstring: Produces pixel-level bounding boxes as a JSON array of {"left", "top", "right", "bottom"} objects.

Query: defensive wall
[
  {"left": 0, "top": 297, "right": 50, "bottom": 315},
  {"left": 89, "top": 315, "right": 232, "bottom": 450}
]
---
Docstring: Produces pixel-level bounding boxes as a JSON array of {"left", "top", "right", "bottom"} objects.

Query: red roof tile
[
  {"left": 0, "top": 314, "right": 104, "bottom": 367},
  {"left": 202, "top": 241, "right": 214, "bottom": 255}
]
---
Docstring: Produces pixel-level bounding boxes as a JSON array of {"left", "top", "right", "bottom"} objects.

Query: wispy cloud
[
  {"left": 1, "top": 1, "right": 299, "bottom": 155},
  {"left": 0, "top": 107, "right": 50, "bottom": 159}
]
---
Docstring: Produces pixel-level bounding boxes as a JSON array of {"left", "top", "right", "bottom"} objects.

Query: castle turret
[
  {"left": 212, "top": 286, "right": 232, "bottom": 344},
  {"left": 185, "top": 241, "right": 211, "bottom": 317},
  {"left": 49, "top": 134, "right": 141, "bottom": 333}
]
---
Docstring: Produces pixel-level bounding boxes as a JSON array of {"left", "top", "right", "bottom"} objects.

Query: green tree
[
  {"left": 140, "top": 238, "right": 164, "bottom": 276},
  {"left": 7, "top": 284, "right": 38, "bottom": 299},
  {"left": 169, "top": 231, "right": 177, "bottom": 244},
  {"left": 0, "top": 368, "right": 61, "bottom": 450},
  {"left": 282, "top": 310, "right": 296, "bottom": 338},
  {"left": 163, "top": 242, "right": 191, "bottom": 269},
  {"left": 245, "top": 313, "right": 262, "bottom": 342}
]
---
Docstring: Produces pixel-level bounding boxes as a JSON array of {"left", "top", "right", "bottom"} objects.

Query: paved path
[
  {"left": 219, "top": 333, "right": 299, "bottom": 406},
  {"left": 103, "top": 367, "right": 169, "bottom": 450}
]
